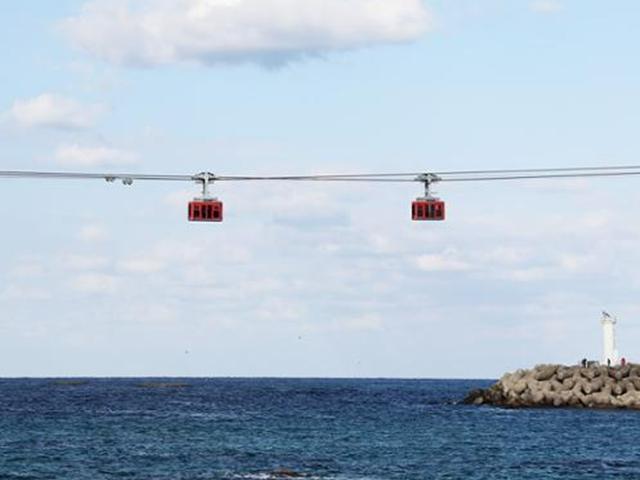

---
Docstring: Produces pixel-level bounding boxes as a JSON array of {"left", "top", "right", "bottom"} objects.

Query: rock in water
[
  {"left": 272, "top": 469, "right": 305, "bottom": 478},
  {"left": 463, "top": 389, "right": 486, "bottom": 405},
  {"left": 464, "top": 363, "right": 640, "bottom": 410}
]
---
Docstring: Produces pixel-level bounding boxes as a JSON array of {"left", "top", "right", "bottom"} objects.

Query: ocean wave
[{"left": 231, "top": 473, "right": 384, "bottom": 480}]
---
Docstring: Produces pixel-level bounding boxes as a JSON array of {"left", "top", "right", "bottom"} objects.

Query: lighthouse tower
[{"left": 601, "top": 311, "right": 619, "bottom": 366}]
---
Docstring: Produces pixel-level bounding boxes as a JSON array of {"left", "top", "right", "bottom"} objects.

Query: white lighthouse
[{"left": 601, "top": 311, "right": 619, "bottom": 366}]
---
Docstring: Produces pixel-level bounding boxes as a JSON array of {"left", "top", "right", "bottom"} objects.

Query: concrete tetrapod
[{"left": 464, "top": 363, "right": 640, "bottom": 409}]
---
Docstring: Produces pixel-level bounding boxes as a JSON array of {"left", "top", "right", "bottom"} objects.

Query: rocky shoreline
[{"left": 465, "top": 363, "right": 640, "bottom": 409}]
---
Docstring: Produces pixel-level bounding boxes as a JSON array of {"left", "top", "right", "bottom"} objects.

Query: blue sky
[{"left": 1, "top": 0, "right": 640, "bottom": 377}]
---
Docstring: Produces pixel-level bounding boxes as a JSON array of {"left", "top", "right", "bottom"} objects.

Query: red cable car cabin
[
  {"left": 412, "top": 198, "right": 445, "bottom": 221},
  {"left": 188, "top": 199, "right": 223, "bottom": 222}
]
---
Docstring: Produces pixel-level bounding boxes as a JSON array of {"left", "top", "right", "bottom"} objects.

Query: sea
[{"left": 1, "top": 378, "right": 639, "bottom": 480}]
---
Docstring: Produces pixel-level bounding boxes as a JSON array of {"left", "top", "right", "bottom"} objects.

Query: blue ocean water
[{"left": 1, "top": 378, "right": 639, "bottom": 479}]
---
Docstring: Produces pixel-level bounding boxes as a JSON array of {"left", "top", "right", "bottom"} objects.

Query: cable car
[
  {"left": 412, "top": 173, "right": 445, "bottom": 221},
  {"left": 188, "top": 172, "right": 223, "bottom": 222},
  {"left": 412, "top": 198, "right": 445, "bottom": 221},
  {"left": 188, "top": 199, "right": 223, "bottom": 222}
]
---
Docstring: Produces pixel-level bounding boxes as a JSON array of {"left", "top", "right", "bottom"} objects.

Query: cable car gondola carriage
[
  {"left": 412, "top": 173, "right": 445, "bottom": 221},
  {"left": 188, "top": 172, "right": 223, "bottom": 222}
]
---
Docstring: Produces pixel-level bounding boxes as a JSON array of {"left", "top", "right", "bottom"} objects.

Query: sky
[{"left": 1, "top": 0, "right": 640, "bottom": 378}]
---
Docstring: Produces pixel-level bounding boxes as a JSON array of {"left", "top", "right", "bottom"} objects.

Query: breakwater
[{"left": 465, "top": 363, "right": 640, "bottom": 409}]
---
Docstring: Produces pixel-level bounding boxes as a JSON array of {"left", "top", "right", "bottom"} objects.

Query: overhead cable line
[
  {"left": 0, "top": 170, "right": 192, "bottom": 181},
  {"left": 4, "top": 167, "right": 640, "bottom": 183},
  {"left": 439, "top": 170, "right": 640, "bottom": 182},
  {"left": 3, "top": 166, "right": 640, "bottom": 222},
  {"left": 217, "top": 164, "right": 640, "bottom": 180}
]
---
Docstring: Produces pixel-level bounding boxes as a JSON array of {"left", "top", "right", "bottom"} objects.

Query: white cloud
[
  {"left": 116, "top": 239, "right": 251, "bottom": 275},
  {"left": 341, "top": 313, "right": 384, "bottom": 332},
  {"left": 557, "top": 254, "right": 594, "bottom": 272},
  {"left": 55, "top": 144, "right": 138, "bottom": 167},
  {"left": 164, "top": 189, "right": 193, "bottom": 208},
  {"left": 528, "top": 178, "right": 590, "bottom": 193},
  {"left": 61, "top": 254, "right": 110, "bottom": 270},
  {"left": 118, "top": 257, "right": 166, "bottom": 274},
  {"left": 577, "top": 211, "right": 610, "bottom": 229},
  {"left": 121, "top": 303, "right": 177, "bottom": 325},
  {"left": 0, "top": 285, "right": 52, "bottom": 301},
  {"left": 503, "top": 266, "right": 553, "bottom": 282},
  {"left": 9, "top": 93, "right": 105, "bottom": 129},
  {"left": 78, "top": 224, "right": 108, "bottom": 242},
  {"left": 530, "top": 1, "right": 563, "bottom": 14},
  {"left": 69, "top": 273, "right": 118, "bottom": 293},
  {"left": 62, "top": 0, "right": 431, "bottom": 67},
  {"left": 416, "top": 250, "right": 472, "bottom": 272},
  {"left": 257, "top": 298, "right": 306, "bottom": 321},
  {"left": 10, "top": 262, "right": 46, "bottom": 278},
  {"left": 300, "top": 313, "right": 385, "bottom": 333},
  {"left": 479, "top": 246, "right": 532, "bottom": 266}
]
